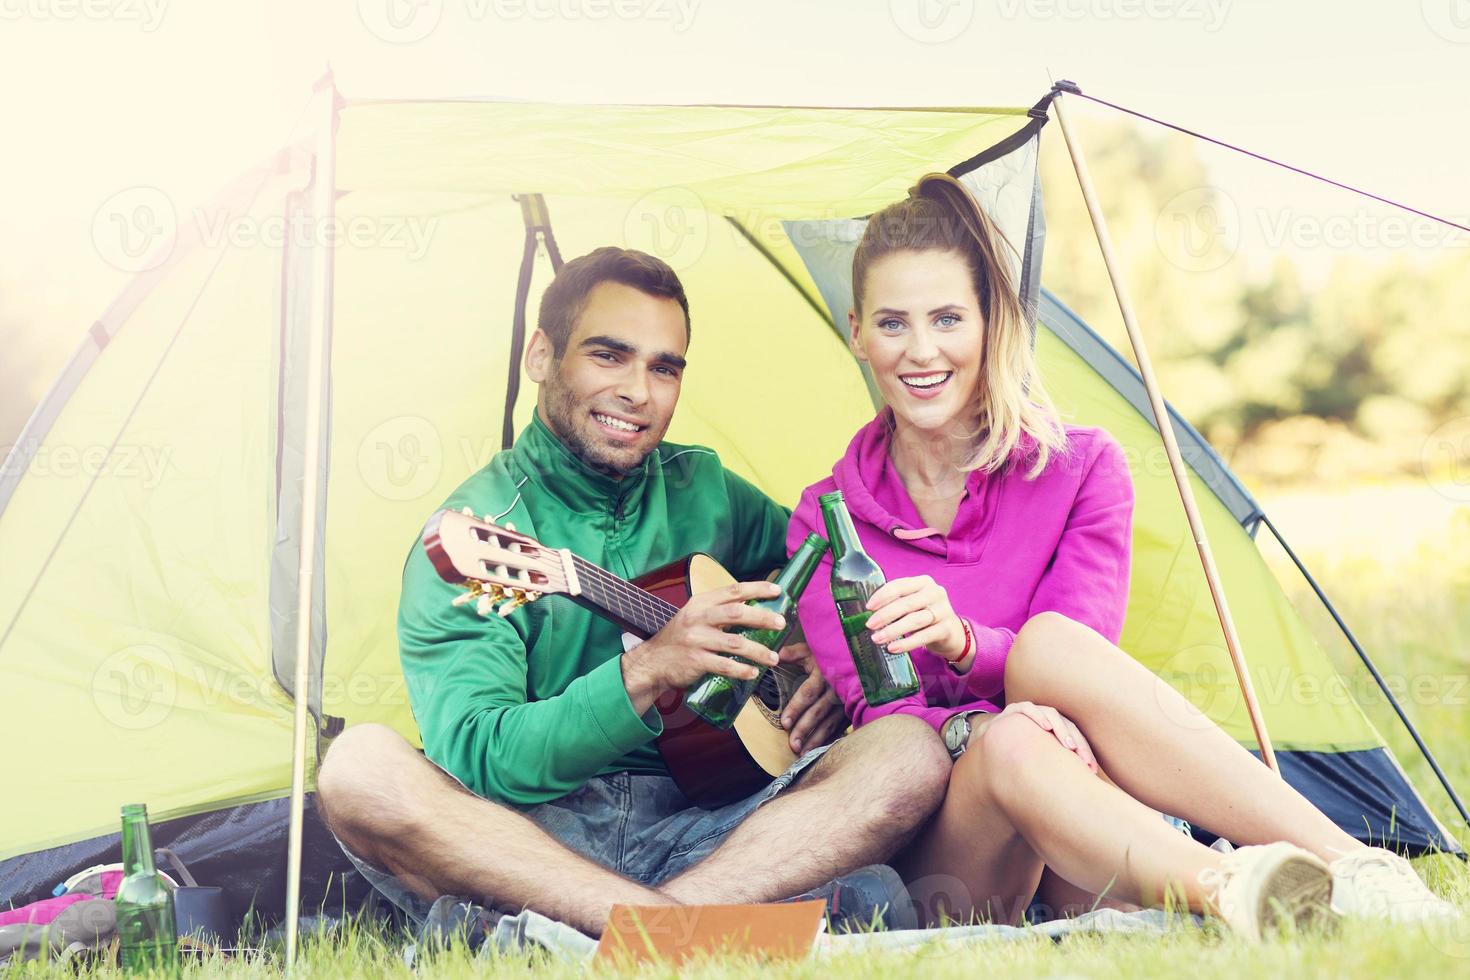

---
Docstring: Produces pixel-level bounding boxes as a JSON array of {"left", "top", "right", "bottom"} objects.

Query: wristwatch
[{"left": 942, "top": 711, "right": 980, "bottom": 760}]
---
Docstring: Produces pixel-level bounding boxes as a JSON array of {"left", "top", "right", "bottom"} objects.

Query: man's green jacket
[{"left": 397, "top": 412, "right": 791, "bottom": 805}]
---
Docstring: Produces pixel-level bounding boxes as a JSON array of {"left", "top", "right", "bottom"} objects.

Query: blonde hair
[{"left": 852, "top": 173, "right": 1069, "bottom": 478}]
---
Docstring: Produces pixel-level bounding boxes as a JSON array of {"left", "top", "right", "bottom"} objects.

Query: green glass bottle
[
  {"left": 820, "top": 490, "right": 921, "bottom": 705},
  {"left": 684, "top": 533, "right": 829, "bottom": 729},
  {"left": 116, "top": 803, "right": 178, "bottom": 975}
]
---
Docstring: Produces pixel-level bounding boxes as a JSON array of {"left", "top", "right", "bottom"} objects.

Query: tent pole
[
  {"left": 1051, "top": 89, "right": 1279, "bottom": 773},
  {"left": 284, "top": 68, "right": 339, "bottom": 971}
]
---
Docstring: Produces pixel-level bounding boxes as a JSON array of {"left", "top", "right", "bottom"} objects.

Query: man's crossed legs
[{"left": 317, "top": 714, "right": 950, "bottom": 936}]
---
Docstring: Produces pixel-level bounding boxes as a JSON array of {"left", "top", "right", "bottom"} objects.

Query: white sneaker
[
  {"left": 1329, "top": 847, "right": 1460, "bottom": 922},
  {"left": 1198, "top": 841, "right": 1337, "bottom": 941}
]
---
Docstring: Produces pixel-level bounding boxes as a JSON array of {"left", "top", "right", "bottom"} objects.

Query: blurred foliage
[{"left": 1038, "top": 120, "right": 1470, "bottom": 491}]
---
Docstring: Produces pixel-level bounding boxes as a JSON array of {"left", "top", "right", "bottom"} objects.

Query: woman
[{"left": 785, "top": 173, "right": 1456, "bottom": 938}]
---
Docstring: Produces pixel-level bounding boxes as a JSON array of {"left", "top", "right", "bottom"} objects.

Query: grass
[{"left": 6, "top": 483, "right": 1469, "bottom": 977}]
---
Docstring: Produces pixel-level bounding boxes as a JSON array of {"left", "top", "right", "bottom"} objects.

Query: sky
[{"left": 2, "top": 0, "right": 1467, "bottom": 376}]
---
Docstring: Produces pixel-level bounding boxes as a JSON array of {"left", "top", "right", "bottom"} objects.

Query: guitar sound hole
[{"left": 755, "top": 673, "right": 782, "bottom": 712}]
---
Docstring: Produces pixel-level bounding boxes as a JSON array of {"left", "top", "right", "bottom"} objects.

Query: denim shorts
[{"left": 339, "top": 743, "right": 835, "bottom": 925}]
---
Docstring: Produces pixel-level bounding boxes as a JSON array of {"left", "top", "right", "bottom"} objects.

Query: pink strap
[{"left": 893, "top": 526, "right": 941, "bottom": 540}]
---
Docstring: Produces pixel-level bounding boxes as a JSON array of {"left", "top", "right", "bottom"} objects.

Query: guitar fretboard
[{"left": 570, "top": 555, "right": 680, "bottom": 639}]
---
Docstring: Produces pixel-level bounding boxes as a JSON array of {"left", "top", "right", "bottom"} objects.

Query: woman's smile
[{"left": 897, "top": 369, "right": 954, "bottom": 399}]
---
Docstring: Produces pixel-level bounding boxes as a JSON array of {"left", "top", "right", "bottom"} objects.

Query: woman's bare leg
[
  {"left": 1003, "top": 612, "right": 1363, "bottom": 861},
  {"left": 895, "top": 712, "right": 1225, "bottom": 926},
  {"left": 1032, "top": 867, "right": 1140, "bottom": 920}
]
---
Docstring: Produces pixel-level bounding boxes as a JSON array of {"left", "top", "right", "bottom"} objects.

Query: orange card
[{"left": 594, "top": 900, "right": 826, "bottom": 965}]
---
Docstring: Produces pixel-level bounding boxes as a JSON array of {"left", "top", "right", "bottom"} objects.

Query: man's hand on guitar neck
[{"left": 620, "top": 580, "right": 786, "bottom": 716}]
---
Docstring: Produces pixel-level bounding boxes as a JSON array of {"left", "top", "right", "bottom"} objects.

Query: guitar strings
[{"left": 568, "top": 555, "right": 808, "bottom": 684}]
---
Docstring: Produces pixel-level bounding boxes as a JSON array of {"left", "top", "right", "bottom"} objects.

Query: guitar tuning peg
[
  {"left": 451, "top": 591, "right": 476, "bottom": 607},
  {"left": 496, "top": 590, "right": 543, "bottom": 614},
  {"left": 504, "top": 521, "right": 516, "bottom": 532},
  {"left": 461, "top": 505, "right": 474, "bottom": 516},
  {"left": 497, "top": 589, "right": 538, "bottom": 617},
  {"left": 476, "top": 594, "right": 495, "bottom": 617}
]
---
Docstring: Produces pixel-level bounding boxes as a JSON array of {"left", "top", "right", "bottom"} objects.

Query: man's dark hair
[{"left": 537, "top": 247, "right": 692, "bottom": 357}]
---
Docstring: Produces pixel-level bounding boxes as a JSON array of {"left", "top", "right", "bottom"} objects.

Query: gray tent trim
[{"left": 267, "top": 177, "right": 336, "bottom": 741}]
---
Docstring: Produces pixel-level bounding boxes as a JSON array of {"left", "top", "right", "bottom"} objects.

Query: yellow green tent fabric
[{"left": 0, "top": 91, "right": 1454, "bottom": 919}]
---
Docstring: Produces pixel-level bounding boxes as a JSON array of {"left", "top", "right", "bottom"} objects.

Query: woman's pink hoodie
[{"left": 786, "top": 409, "right": 1135, "bottom": 732}]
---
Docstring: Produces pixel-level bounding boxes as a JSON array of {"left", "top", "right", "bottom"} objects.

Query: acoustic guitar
[{"left": 421, "top": 507, "right": 811, "bottom": 807}]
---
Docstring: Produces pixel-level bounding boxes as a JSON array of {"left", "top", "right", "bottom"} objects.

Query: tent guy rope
[{"left": 1055, "top": 82, "right": 1470, "bottom": 236}]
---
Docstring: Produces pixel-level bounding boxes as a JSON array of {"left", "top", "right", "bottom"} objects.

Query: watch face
[{"left": 945, "top": 714, "right": 970, "bottom": 755}]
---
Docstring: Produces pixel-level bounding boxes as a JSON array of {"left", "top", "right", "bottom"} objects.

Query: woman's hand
[
  {"left": 991, "top": 700, "right": 1099, "bottom": 772},
  {"left": 865, "top": 574, "right": 966, "bottom": 660}
]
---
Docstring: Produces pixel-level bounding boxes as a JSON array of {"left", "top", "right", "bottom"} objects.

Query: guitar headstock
[{"left": 421, "top": 508, "right": 579, "bottom": 618}]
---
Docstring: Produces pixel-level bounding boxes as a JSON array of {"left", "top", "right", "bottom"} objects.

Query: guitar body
[{"left": 633, "top": 554, "right": 801, "bottom": 808}]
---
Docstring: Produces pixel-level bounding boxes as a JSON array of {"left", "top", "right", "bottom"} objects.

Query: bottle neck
[
  {"left": 120, "top": 806, "right": 157, "bottom": 877},
  {"left": 777, "top": 535, "right": 827, "bottom": 600},
  {"left": 821, "top": 499, "right": 863, "bottom": 561}
]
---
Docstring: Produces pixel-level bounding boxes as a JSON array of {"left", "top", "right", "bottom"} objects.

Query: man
[{"left": 317, "top": 247, "right": 950, "bottom": 938}]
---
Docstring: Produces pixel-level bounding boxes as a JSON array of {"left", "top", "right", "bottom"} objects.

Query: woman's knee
[
  {"left": 1003, "top": 611, "right": 1096, "bottom": 695},
  {"left": 971, "top": 711, "right": 1058, "bottom": 781}
]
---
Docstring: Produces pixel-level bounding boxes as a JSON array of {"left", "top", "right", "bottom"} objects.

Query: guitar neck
[{"left": 568, "top": 555, "right": 679, "bottom": 640}]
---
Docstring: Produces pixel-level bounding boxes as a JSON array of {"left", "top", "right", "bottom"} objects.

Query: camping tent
[{"left": 1, "top": 79, "right": 1460, "bottom": 923}]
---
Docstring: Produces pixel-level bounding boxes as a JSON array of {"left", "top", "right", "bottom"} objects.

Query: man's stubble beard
[{"left": 540, "top": 363, "right": 652, "bottom": 480}]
